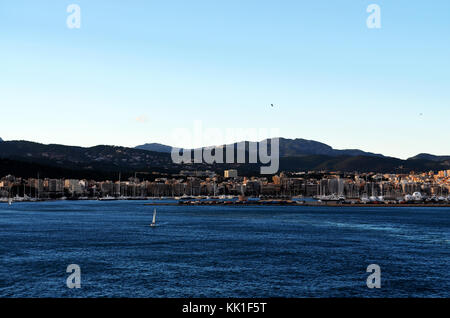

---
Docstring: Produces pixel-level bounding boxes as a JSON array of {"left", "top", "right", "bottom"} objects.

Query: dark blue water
[{"left": 0, "top": 201, "right": 448, "bottom": 297}]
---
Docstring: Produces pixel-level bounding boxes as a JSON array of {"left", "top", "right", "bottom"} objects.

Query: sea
[{"left": 0, "top": 201, "right": 448, "bottom": 298}]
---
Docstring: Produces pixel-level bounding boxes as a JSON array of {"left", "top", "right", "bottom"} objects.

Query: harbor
[{"left": 2, "top": 169, "right": 450, "bottom": 208}]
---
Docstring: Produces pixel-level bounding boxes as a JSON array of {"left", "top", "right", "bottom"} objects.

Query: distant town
[{"left": 1, "top": 168, "right": 450, "bottom": 205}]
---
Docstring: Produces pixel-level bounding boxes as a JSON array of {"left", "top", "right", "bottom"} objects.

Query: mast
[
  {"left": 118, "top": 172, "right": 121, "bottom": 197},
  {"left": 133, "top": 172, "right": 137, "bottom": 198},
  {"left": 37, "top": 173, "right": 40, "bottom": 200}
]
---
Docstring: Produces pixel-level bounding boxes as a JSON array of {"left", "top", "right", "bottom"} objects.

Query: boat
[
  {"left": 8, "top": 198, "right": 12, "bottom": 206},
  {"left": 360, "top": 196, "right": 371, "bottom": 204},
  {"left": 150, "top": 208, "right": 157, "bottom": 227},
  {"left": 13, "top": 195, "right": 25, "bottom": 202},
  {"left": 179, "top": 195, "right": 195, "bottom": 201},
  {"left": 316, "top": 194, "right": 346, "bottom": 202},
  {"left": 412, "top": 192, "right": 423, "bottom": 201},
  {"left": 99, "top": 195, "right": 116, "bottom": 201}
]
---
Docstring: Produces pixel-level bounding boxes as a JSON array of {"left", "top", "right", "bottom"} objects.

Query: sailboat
[
  {"left": 8, "top": 198, "right": 12, "bottom": 206},
  {"left": 150, "top": 208, "right": 157, "bottom": 227}
]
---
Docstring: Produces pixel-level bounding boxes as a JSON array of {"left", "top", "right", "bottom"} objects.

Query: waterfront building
[
  {"left": 48, "top": 179, "right": 63, "bottom": 192},
  {"left": 100, "top": 181, "right": 114, "bottom": 196},
  {"left": 1, "top": 169, "right": 450, "bottom": 200},
  {"left": 64, "top": 179, "right": 83, "bottom": 195},
  {"left": 224, "top": 169, "right": 238, "bottom": 178}
]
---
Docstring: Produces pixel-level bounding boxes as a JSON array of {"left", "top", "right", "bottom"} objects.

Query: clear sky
[{"left": 0, "top": 0, "right": 449, "bottom": 159}]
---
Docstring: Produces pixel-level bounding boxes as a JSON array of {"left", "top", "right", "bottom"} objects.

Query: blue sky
[{"left": 0, "top": 0, "right": 449, "bottom": 159}]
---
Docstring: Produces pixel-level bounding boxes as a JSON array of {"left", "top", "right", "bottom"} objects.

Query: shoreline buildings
[{"left": 1, "top": 169, "right": 450, "bottom": 202}]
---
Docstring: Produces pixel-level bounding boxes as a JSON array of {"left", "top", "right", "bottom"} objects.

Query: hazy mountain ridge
[
  {"left": 134, "top": 138, "right": 386, "bottom": 158},
  {"left": 0, "top": 139, "right": 449, "bottom": 178},
  {"left": 0, "top": 140, "right": 175, "bottom": 173},
  {"left": 276, "top": 138, "right": 385, "bottom": 157},
  {"left": 408, "top": 153, "right": 450, "bottom": 162},
  {"left": 135, "top": 143, "right": 173, "bottom": 153}
]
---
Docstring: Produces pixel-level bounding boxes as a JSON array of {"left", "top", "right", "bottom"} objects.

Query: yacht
[
  {"left": 412, "top": 192, "right": 423, "bottom": 201},
  {"left": 99, "top": 195, "right": 116, "bottom": 201},
  {"left": 150, "top": 208, "right": 157, "bottom": 227}
]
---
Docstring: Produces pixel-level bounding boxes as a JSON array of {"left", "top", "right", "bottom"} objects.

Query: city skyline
[
  {"left": 2, "top": 169, "right": 450, "bottom": 203},
  {"left": 1, "top": 1, "right": 449, "bottom": 159}
]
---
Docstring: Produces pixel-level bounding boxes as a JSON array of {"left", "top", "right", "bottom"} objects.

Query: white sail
[{"left": 152, "top": 208, "right": 157, "bottom": 225}]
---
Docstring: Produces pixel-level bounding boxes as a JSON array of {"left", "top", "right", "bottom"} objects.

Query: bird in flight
[{"left": 271, "top": 104, "right": 274, "bottom": 107}]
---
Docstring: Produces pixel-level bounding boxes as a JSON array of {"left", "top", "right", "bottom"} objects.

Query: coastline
[
  {"left": 2, "top": 198, "right": 450, "bottom": 208},
  {"left": 144, "top": 201, "right": 450, "bottom": 208}
]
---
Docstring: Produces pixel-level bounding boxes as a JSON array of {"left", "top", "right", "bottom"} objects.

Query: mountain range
[
  {"left": 0, "top": 138, "right": 449, "bottom": 179},
  {"left": 135, "top": 143, "right": 173, "bottom": 153},
  {"left": 136, "top": 138, "right": 385, "bottom": 158},
  {"left": 407, "top": 153, "right": 450, "bottom": 162}
]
